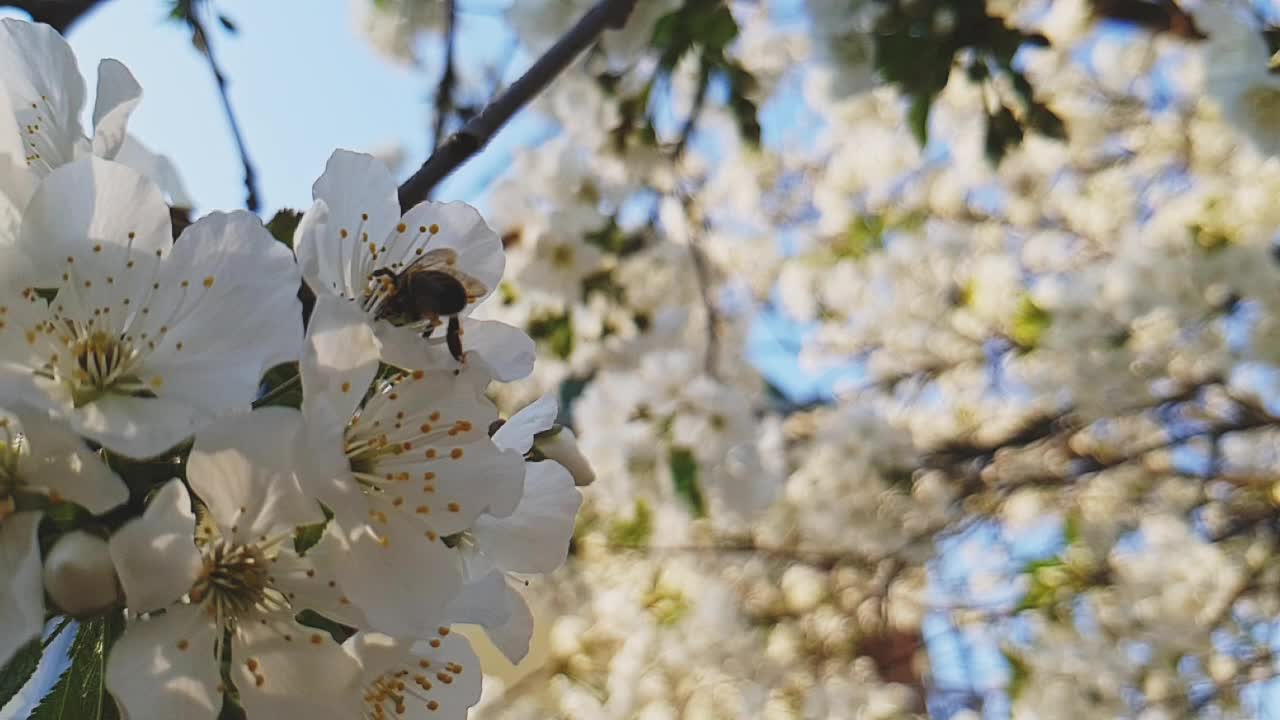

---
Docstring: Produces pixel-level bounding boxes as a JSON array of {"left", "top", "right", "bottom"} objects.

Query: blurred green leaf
[
  {"left": 607, "top": 500, "right": 653, "bottom": 548},
  {"left": 668, "top": 448, "right": 706, "bottom": 518},
  {"left": 1010, "top": 295, "right": 1052, "bottom": 350}
]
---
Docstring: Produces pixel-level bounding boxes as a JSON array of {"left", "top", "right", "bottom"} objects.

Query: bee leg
[
  {"left": 446, "top": 315, "right": 465, "bottom": 364},
  {"left": 420, "top": 316, "right": 442, "bottom": 340}
]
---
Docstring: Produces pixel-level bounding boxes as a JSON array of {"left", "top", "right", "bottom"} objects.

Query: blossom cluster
[
  {"left": 347, "top": 0, "right": 1280, "bottom": 717},
  {"left": 0, "top": 18, "right": 583, "bottom": 720}
]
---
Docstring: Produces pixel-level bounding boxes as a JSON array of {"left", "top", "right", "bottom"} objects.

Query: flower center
[
  {"left": 66, "top": 330, "right": 147, "bottom": 405},
  {"left": 190, "top": 542, "right": 276, "bottom": 624}
]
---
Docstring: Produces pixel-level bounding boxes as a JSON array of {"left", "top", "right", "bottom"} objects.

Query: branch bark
[
  {"left": 183, "top": 2, "right": 261, "bottom": 213},
  {"left": 397, "top": 0, "right": 638, "bottom": 209},
  {"left": 430, "top": 0, "right": 458, "bottom": 155},
  {"left": 1, "top": 0, "right": 108, "bottom": 32}
]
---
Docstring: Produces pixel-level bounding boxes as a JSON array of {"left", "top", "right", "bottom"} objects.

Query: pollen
[
  {"left": 447, "top": 502, "right": 460, "bottom": 513},
  {"left": 310, "top": 634, "right": 324, "bottom": 645},
  {"left": 397, "top": 223, "right": 407, "bottom": 233},
  {"left": 429, "top": 224, "right": 440, "bottom": 234},
  {"left": 450, "top": 448, "right": 463, "bottom": 459},
  {"left": 341, "top": 382, "right": 351, "bottom": 393},
  {"left": 339, "top": 229, "right": 349, "bottom": 239},
  {"left": 176, "top": 639, "right": 189, "bottom": 651},
  {"left": 203, "top": 276, "right": 216, "bottom": 288}
]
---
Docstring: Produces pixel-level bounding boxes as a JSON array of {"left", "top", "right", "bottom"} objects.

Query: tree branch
[
  {"left": 430, "top": 0, "right": 458, "bottom": 155},
  {"left": 1, "top": 0, "right": 109, "bottom": 32},
  {"left": 397, "top": 0, "right": 638, "bottom": 209},
  {"left": 182, "top": 2, "right": 261, "bottom": 213}
]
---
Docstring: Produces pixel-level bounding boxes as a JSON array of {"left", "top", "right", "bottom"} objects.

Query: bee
[{"left": 368, "top": 248, "right": 487, "bottom": 363}]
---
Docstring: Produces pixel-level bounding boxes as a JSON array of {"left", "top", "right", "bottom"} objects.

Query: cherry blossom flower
[
  {"left": 295, "top": 296, "right": 526, "bottom": 638},
  {"left": 295, "top": 150, "right": 534, "bottom": 381},
  {"left": 0, "top": 157, "right": 301, "bottom": 458},
  {"left": 0, "top": 18, "right": 142, "bottom": 230},
  {"left": 106, "top": 410, "right": 362, "bottom": 720}
]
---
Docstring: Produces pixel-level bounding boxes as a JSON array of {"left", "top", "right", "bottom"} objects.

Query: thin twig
[
  {"left": 430, "top": 0, "right": 458, "bottom": 155},
  {"left": 670, "top": 63, "right": 720, "bottom": 378},
  {"left": 1, "top": 0, "right": 108, "bottom": 32},
  {"left": 184, "top": 2, "right": 261, "bottom": 213},
  {"left": 397, "top": 0, "right": 638, "bottom": 209}
]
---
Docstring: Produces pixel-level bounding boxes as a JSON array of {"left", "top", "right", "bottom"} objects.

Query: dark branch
[
  {"left": 1, "top": 0, "right": 108, "bottom": 32},
  {"left": 430, "top": 0, "right": 458, "bottom": 156},
  {"left": 182, "top": 2, "right": 261, "bottom": 213},
  {"left": 397, "top": 0, "right": 638, "bottom": 209}
]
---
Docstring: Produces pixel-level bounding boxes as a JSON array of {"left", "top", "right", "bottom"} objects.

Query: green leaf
[
  {"left": 265, "top": 209, "right": 302, "bottom": 249},
  {"left": 908, "top": 94, "right": 932, "bottom": 147},
  {"left": 1002, "top": 648, "right": 1031, "bottom": 699},
  {"left": 0, "top": 639, "right": 43, "bottom": 710},
  {"left": 29, "top": 614, "right": 124, "bottom": 720},
  {"left": 1010, "top": 295, "right": 1051, "bottom": 350},
  {"left": 835, "top": 215, "right": 887, "bottom": 260},
  {"left": 607, "top": 500, "right": 653, "bottom": 548},
  {"left": 668, "top": 448, "right": 706, "bottom": 518},
  {"left": 295, "top": 610, "right": 356, "bottom": 644},
  {"left": 527, "top": 313, "right": 574, "bottom": 360}
]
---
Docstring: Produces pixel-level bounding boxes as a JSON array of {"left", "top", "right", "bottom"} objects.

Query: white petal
[
  {"left": 143, "top": 210, "right": 304, "bottom": 395},
  {"left": 0, "top": 512, "right": 44, "bottom": 666},
  {"left": 109, "top": 479, "right": 201, "bottom": 613},
  {"left": 267, "top": 526, "right": 368, "bottom": 628},
  {"left": 473, "top": 461, "right": 580, "bottom": 574},
  {"left": 68, "top": 394, "right": 208, "bottom": 462},
  {"left": 357, "top": 365, "right": 525, "bottom": 525},
  {"left": 336, "top": 516, "right": 462, "bottom": 638},
  {"left": 444, "top": 569, "right": 509, "bottom": 629},
  {"left": 10, "top": 406, "right": 126, "bottom": 514},
  {"left": 0, "top": 18, "right": 87, "bottom": 169},
  {"left": 187, "top": 408, "right": 321, "bottom": 542},
  {"left": 294, "top": 198, "right": 330, "bottom": 291},
  {"left": 375, "top": 318, "right": 534, "bottom": 381},
  {"left": 0, "top": 82, "right": 35, "bottom": 231},
  {"left": 233, "top": 618, "right": 362, "bottom": 720},
  {"left": 301, "top": 294, "right": 379, "bottom": 430},
  {"left": 493, "top": 394, "right": 558, "bottom": 453},
  {"left": 345, "top": 632, "right": 482, "bottom": 719},
  {"left": 113, "top": 134, "right": 193, "bottom": 208},
  {"left": 483, "top": 581, "right": 534, "bottom": 665},
  {"left": 303, "top": 150, "right": 399, "bottom": 296},
  {"left": 91, "top": 59, "right": 141, "bottom": 160},
  {"left": 106, "top": 604, "right": 221, "bottom": 720},
  {"left": 17, "top": 156, "right": 170, "bottom": 288},
  {"left": 457, "top": 319, "right": 536, "bottom": 382}
]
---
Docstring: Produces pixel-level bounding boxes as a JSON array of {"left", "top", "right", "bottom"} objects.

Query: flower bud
[
  {"left": 535, "top": 426, "right": 596, "bottom": 487},
  {"left": 43, "top": 531, "right": 120, "bottom": 616}
]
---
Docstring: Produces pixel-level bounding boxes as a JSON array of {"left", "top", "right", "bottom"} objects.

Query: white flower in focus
[
  {"left": 446, "top": 395, "right": 581, "bottom": 663},
  {"left": 296, "top": 298, "right": 526, "bottom": 638},
  {"left": 0, "top": 403, "right": 126, "bottom": 664},
  {"left": 42, "top": 530, "right": 119, "bottom": 616},
  {"left": 106, "top": 410, "right": 362, "bottom": 720},
  {"left": 296, "top": 150, "right": 535, "bottom": 380},
  {"left": 344, "top": 631, "right": 482, "bottom": 719},
  {"left": 0, "top": 158, "right": 301, "bottom": 458},
  {"left": 1196, "top": 2, "right": 1280, "bottom": 157},
  {"left": 0, "top": 18, "right": 142, "bottom": 227}
]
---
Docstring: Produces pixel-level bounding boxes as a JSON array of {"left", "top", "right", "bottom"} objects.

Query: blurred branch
[
  {"left": 1, "top": 0, "right": 108, "bottom": 32},
  {"left": 397, "top": 0, "right": 638, "bottom": 209},
  {"left": 430, "top": 0, "right": 458, "bottom": 155},
  {"left": 180, "top": 0, "right": 261, "bottom": 213}
]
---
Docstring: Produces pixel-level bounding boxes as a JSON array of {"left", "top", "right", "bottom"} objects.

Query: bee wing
[
  {"left": 403, "top": 247, "right": 489, "bottom": 301},
  {"left": 454, "top": 273, "right": 489, "bottom": 302},
  {"left": 396, "top": 247, "right": 458, "bottom": 273}
]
